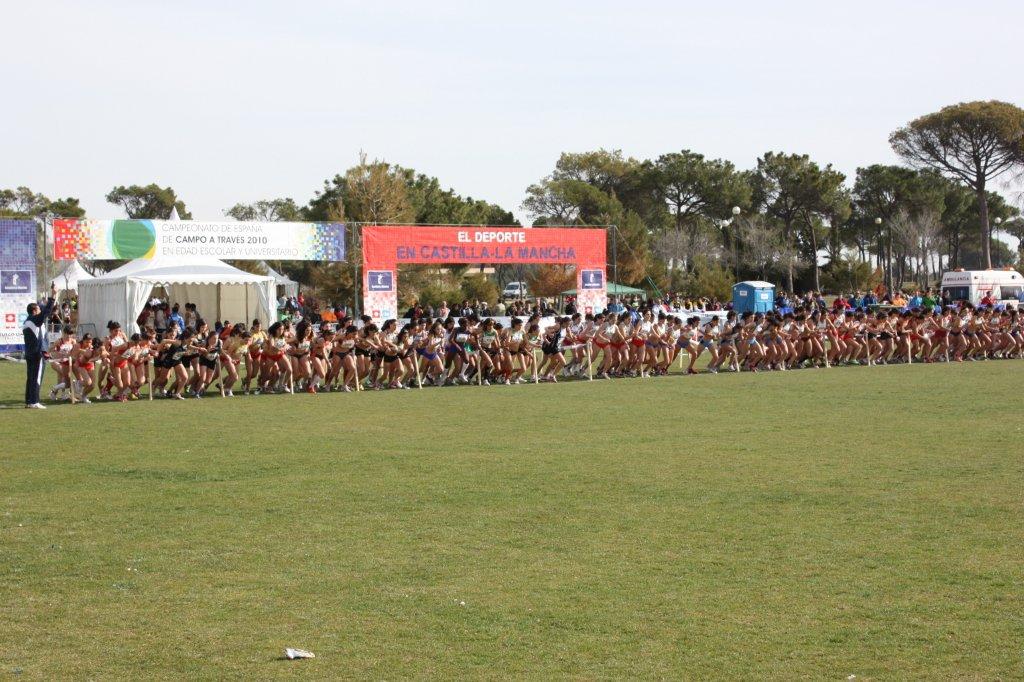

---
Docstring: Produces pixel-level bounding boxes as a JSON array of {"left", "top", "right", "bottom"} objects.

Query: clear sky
[{"left": 3, "top": 0, "right": 1022, "bottom": 224}]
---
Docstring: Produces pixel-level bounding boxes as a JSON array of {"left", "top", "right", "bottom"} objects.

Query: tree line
[
  {"left": 3, "top": 100, "right": 1023, "bottom": 306},
  {"left": 523, "top": 101, "right": 1024, "bottom": 300}
]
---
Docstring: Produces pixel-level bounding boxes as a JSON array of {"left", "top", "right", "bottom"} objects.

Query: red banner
[
  {"left": 362, "top": 226, "right": 606, "bottom": 268},
  {"left": 361, "top": 226, "right": 607, "bottom": 321}
]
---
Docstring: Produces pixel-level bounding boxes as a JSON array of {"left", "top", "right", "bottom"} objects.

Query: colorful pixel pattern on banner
[
  {"left": 0, "top": 219, "right": 38, "bottom": 352},
  {"left": 54, "top": 219, "right": 346, "bottom": 261}
]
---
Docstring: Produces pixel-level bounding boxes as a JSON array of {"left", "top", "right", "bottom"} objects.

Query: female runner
[
  {"left": 332, "top": 325, "right": 359, "bottom": 392},
  {"left": 104, "top": 321, "right": 131, "bottom": 401},
  {"left": 424, "top": 322, "right": 447, "bottom": 386},
  {"left": 129, "top": 331, "right": 155, "bottom": 399},
  {"left": 47, "top": 326, "right": 77, "bottom": 401},
  {"left": 261, "top": 321, "right": 292, "bottom": 393},
  {"left": 539, "top": 317, "right": 569, "bottom": 382},
  {"left": 194, "top": 326, "right": 223, "bottom": 398},
  {"left": 308, "top": 325, "right": 332, "bottom": 392},
  {"left": 504, "top": 317, "right": 529, "bottom": 384},
  {"left": 288, "top": 321, "right": 315, "bottom": 392},
  {"left": 695, "top": 316, "right": 721, "bottom": 374},
  {"left": 245, "top": 319, "right": 267, "bottom": 394},
  {"left": 221, "top": 324, "right": 250, "bottom": 396},
  {"left": 72, "top": 333, "right": 100, "bottom": 403},
  {"left": 476, "top": 318, "right": 499, "bottom": 385},
  {"left": 378, "top": 319, "right": 403, "bottom": 389}
]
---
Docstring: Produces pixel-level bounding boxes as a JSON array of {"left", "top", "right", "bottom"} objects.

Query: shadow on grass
[{"left": 0, "top": 398, "right": 135, "bottom": 409}]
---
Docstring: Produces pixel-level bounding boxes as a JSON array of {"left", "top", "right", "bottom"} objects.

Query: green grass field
[{"left": 2, "top": 360, "right": 1023, "bottom": 680}]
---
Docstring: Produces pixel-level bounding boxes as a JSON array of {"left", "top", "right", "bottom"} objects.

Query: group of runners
[{"left": 42, "top": 303, "right": 1024, "bottom": 403}]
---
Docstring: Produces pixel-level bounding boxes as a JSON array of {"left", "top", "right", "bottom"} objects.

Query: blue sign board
[
  {"left": 581, "top": 269, "right": 604, "bottom": 290},
  {"left": 0, "top": 220, "right": 38, "bottom": 352},
  {"left": 367, "top": 270, "right": 394, "bottom": 292}
]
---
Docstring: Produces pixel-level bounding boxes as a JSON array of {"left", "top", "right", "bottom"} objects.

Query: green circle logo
[{"left": 110, "top": 220, "right": 156, "bottom": 259}]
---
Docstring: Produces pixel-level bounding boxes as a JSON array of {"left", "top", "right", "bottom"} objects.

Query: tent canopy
[
  {"left": 561, "top": 282, "right": 646, "bottom": 297},
  {"left": 260, "top": 261, "right": 299, "bottom": 298},
  {"left": 53, "top": 260, "right": 98, "bottom": 292},
  {"left": 77, "top": 256, "right": 275, "bottom": 335}
]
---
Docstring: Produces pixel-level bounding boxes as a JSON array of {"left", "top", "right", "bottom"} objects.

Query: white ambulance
[{"left": 940, "top": 269, "right": 1024, "bottom": 308}]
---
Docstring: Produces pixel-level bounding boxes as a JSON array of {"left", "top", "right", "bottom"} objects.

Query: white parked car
[{"left": 502, "top": 281, "right": 528, "bottom": 299}]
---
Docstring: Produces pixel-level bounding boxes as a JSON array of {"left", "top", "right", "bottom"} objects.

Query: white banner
[{"left": 54, "top": 219, "right": 346, "bottom": 261}]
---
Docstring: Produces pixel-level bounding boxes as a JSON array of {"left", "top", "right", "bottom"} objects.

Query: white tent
[
  {"left": 260, "top": 261, "right": 300, "bottom": 298},
  {"left": 77, "top": 257, "right": 275, "bottom": 334},
  {"left": 53, "top": 260, "right": 98, "bottom": 292}
]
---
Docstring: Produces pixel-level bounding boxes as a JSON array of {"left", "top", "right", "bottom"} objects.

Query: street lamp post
[
  {"left": 994, "top": 217, "right": 1003, "bottom": 266},
  {"left": 731, "top": 206, "right": 741, "bottom": 278},
  {"left": 874, "top": 217, "right": 887, "bottom": 290}
]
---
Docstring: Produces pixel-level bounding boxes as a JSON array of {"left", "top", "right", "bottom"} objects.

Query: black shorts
[
  {"left": 199, "top": 357, "right": 217, "bottom": 370},
  {"left": 383, "top": 354, "right": 399, "bottom": 363}
]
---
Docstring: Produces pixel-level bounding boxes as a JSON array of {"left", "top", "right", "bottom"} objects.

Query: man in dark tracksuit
[{"left": 23, "top": 283, "right": 57, "bottom": 409}]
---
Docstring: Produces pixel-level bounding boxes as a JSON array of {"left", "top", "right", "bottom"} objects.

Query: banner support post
[
  {"left": 353, "top": 223, "right": 362, "bottom": 318},
  {"left": 610, "top": 225, "right": 618, "bottom": 294}
]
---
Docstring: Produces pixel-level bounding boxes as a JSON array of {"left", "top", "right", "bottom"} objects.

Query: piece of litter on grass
[
  {"left": 285, "top": 648, "right": 315, "bottom": 660},
  {"left": 847, "top": 675, "right": 856, "bottom": 680}
]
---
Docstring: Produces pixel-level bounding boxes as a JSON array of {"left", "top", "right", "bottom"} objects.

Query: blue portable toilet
[{"left": 732, "top": 280, "right": 775, "bottom": 313}]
